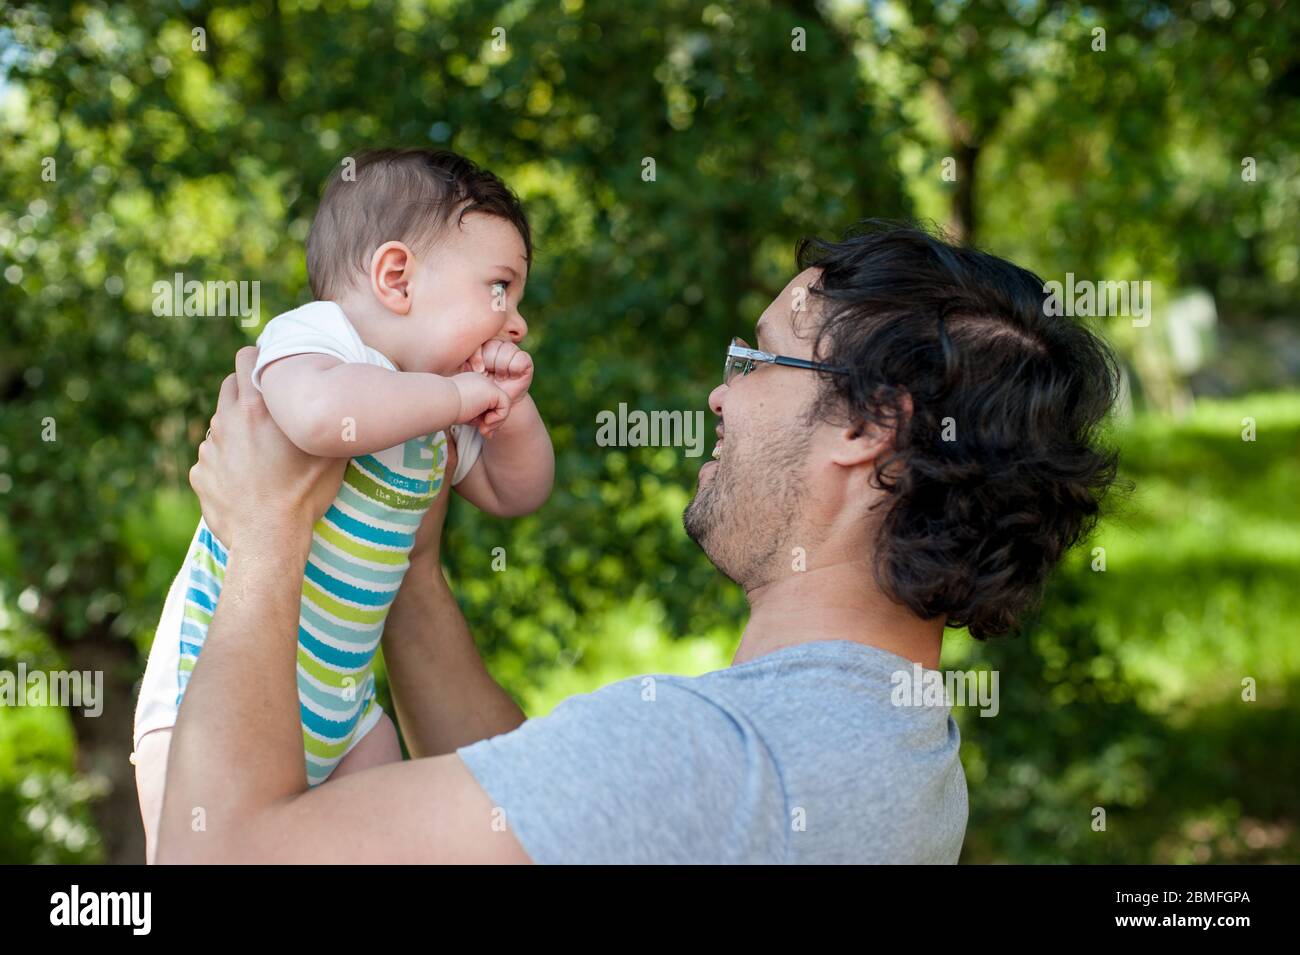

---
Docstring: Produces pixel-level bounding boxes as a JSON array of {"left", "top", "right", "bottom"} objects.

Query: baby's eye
[{"left": 491, "top": 280, "right": 509, "bottom": 296}]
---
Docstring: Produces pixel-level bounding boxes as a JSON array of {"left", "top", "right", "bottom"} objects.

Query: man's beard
[{"left": 683, "top": 421, "right": 812, "bottom": 590}]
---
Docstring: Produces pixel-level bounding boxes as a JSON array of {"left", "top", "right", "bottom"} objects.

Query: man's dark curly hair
[{"left": 796, "top": 221, "right": 1122, "bottom": 639}]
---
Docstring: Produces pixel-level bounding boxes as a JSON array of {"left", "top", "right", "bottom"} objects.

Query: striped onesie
[{"left": 132, "top": 302, "right": 483, "bottom": 785}]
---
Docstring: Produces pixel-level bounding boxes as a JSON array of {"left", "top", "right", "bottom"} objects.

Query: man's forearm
[
  {"left": 382, "top": 555, "right": 526, "bottom": 758},
  {"left": 157, "top": 523, "right": 312, "bottom": 860}
]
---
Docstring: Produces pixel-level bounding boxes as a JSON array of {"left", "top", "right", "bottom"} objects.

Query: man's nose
[{"left": 708, "top": 382, "right": 726, "bottom": 417}]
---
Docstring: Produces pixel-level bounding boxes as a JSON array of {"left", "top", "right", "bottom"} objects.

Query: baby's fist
[
  {"left": 474, "top": 340, "right": 534, "bottom": 403},
  {"left": 451, "top": 372, "right": 510, "bottom": 438}
]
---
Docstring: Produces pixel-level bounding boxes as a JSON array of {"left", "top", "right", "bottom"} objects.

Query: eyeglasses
[{"left": 723, "top": 336, "right": 849, "bottom": 386}]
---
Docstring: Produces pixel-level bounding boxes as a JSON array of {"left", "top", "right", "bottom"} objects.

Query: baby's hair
[{"left": 305, "top": 147, "right": 532, "bottom": 300}]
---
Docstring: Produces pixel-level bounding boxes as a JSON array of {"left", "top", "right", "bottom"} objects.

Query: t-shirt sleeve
[
  {"left": 454, "top": 676, "right": 790, "bottom": 864},
  {"left": 251, "top": 301, "right": 372, "bottom": 392},
  {"left": 448, "top": 424, "right": 484, "bottom": 486}
]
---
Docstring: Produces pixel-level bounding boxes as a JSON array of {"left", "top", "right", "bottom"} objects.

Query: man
[{"left": 149, "top": 222, "right": 1120, "bottom": 863}]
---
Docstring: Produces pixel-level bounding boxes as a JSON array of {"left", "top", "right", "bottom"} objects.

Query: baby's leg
[
  {"left": 332, "top": 711, "right": 402, "bottom": 778},
  {"left": 133, "top": 727, "right": 172, "bottom": 865},
  {"left": 136, "top": 712, "right": 400, "bottom": 862}
]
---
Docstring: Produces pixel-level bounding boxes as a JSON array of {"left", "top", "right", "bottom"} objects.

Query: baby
[{"left": 132, "top": 148, "right": 553, "bottom": 838}]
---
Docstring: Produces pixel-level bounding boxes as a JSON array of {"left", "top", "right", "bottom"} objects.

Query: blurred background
[{"left": 0, "top": 0, "right": 1297, "bottom": 864}]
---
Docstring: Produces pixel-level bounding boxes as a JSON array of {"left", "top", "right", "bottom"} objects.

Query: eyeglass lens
[{"left": 724, "top": 337, "right": 752, "bottom": 385}]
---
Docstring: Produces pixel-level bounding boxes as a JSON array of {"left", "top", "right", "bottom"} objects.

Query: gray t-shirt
[{"left": 455, "top": 639, "right": 968, "bottom": 864}]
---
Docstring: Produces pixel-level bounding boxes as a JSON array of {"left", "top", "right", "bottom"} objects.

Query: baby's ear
[{"left": 369, "top": 241, "right": 414, "bottom": 315}]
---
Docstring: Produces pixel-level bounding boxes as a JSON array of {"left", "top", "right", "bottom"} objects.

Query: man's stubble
[{"left": 683, "top": 419, "right": 813, "bottom": 592}]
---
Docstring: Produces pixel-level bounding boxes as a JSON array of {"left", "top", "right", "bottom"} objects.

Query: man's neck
[{"left": 733, "top": 558, "right": 944, "bottom": 670}]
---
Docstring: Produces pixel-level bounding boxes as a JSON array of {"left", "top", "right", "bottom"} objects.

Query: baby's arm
[
  {"left": 259, "top": 353, "right": 509, "bottom": 457},
  {"left": 453, "top": 341, "right": 554, "bottom": 517},
  {"left": 454, "top": 393, "right": 555, "bottom": 517}
]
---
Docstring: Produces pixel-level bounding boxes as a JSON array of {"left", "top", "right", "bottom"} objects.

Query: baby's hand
[
  {"left": 451, "top": 372, "right": 511, "bottom": 439},
  {"left": 465, "top": 340, "right": 534, "bottom": 404}
]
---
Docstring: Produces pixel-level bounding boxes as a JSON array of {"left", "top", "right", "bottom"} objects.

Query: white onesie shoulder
[
  {"left": 251, "top": 300, "right": 481, "bottom": 484},
  {"left": 251, "top": 301, "right": 392, "bottom": 392},
  {"left": 448, "top": 424, "right": 484, "bottom": 486}
]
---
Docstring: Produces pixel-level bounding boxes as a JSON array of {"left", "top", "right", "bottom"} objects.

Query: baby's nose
[{"left": 505, "top": 313, "right": 528, "bottom": 342}]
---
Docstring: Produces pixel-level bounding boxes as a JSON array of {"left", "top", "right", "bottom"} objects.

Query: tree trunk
[
  {"left": 57, "top": 625, "right": 147, "bottom": 865},
  {"left": 951, "top": 141, "right": 980, "bottom": 245}
]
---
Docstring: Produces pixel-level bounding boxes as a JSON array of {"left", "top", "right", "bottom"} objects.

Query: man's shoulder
[
  {"left": 499, "top": 670, "right": 747, "bottom": 742},
  {"left": 453, "top": 643, "right": 968, "bottom": 863},
  {"left": 454, "top": 671, "right": 788, "bottom": 863},
  {"left": 511, "top": 641, "right": 919, "bottom": 744}
]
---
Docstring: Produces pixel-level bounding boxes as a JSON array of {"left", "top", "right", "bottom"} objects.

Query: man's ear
[
  {"left": 829, "top": 421, "right": 890, "bottom": 468},
  {"left": 829, "top": 392, "right": 913, "bottom": 468},
  {"left": 369, "top": 241, "right": 415, "bottom": 315}
]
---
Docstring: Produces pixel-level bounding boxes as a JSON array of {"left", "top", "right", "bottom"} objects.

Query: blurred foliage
[
  {"left": 956, "top": 392, "right": 1300, "bottom": 863},
  {"left": 0, "top": 0, "right": 1296, "bottom": 862}
]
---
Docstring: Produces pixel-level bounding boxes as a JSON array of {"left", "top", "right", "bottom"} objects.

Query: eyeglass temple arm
[{"left": 771, "top": 355, "right": 848, "bottom": 374}]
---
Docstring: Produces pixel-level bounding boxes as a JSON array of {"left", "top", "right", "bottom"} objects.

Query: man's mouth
[{"left": 712, "top": 426, "right": 724, "bottom": 459}]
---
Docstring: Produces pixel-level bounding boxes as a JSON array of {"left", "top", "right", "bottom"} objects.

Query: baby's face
[{"left": 403, "top": 212, "right": 530, "bottom": 375}]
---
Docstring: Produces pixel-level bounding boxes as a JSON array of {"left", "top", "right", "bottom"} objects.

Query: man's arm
[
  {"left": 382, "top": 479, "right": 527, "bottom": 758},
  {"left": 155, "top": 347, "right": 531, "bottom": 864}
]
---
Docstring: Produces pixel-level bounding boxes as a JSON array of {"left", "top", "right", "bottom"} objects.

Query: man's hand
[{"left": 189, "top": 346, "right": 346, "bottom": 552}]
